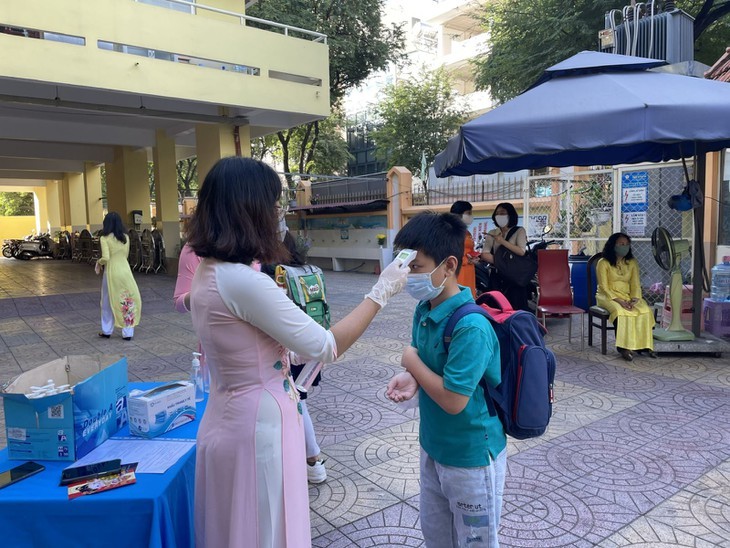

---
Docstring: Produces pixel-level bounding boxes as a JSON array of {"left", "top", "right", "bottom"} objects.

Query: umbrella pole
[{"left": 691, "top": 148, "right": 706, "bottom": 337}]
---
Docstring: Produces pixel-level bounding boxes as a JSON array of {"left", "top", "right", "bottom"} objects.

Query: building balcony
[{"left": 0, "top": 0, "right": 330, "bottom": 136}]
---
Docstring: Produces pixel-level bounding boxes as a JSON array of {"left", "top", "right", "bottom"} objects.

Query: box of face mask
[
  {"left": 128, "top": 381, "right": 196, "bottom": 438},
  {"left": 0, "top": 355, "right": 129, "bottom": 461}
]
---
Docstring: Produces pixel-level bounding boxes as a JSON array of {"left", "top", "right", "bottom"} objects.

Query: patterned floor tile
[
  {"left": 0, "top": 259, "right": 727, "bottom": 547},
  {"left": 600, "top": 516, "right": 724, "bottom": 547},
  {"left": 307, "top": 459, "right": 400, "bottom": 528},
  {"left": 644, "top": 463, "right": 730, "bottom": 546},
  {"left": 338, "top": 502, "right": 423, "bottom": 547}
]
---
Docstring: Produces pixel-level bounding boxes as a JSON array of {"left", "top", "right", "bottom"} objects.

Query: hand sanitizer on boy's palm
[{"left": 191, "top": 352, "right": 204, "bottom": 402}]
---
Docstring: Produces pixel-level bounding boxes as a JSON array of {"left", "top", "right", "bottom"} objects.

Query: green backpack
[{"left": 275, "top": 264, "right": 330, "bottom": 328}]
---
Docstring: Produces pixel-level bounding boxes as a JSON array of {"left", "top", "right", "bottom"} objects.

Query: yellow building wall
[
  {"left": 0, "top": 0, "right": 329, "bottom": 117},
  {"left": 0, "top": 216, "right": 36, "bottom": 240}
]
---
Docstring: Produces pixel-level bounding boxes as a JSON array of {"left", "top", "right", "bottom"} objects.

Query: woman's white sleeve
[{"left": 216, "top": 265, "right": 338, "bottom": 363}]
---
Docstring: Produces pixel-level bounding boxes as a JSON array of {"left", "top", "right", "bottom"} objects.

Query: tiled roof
[
  {"left": 289, "top": 198, "right": 389, "bottom": 214},
  {"left": 705, "top": 47, "right": 730, "bottom": 82}
]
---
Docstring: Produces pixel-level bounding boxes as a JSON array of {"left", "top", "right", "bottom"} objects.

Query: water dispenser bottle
[
  {"left": 710, "top": 256, "right": 730, "bottom": 302},
  {"left": 191, "top": 352, "right": 205, "bottom": 402}
]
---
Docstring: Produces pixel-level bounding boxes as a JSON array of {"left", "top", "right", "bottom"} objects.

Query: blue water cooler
[{"left": 569, "top": 254, "right": 591, "bottom": 311}]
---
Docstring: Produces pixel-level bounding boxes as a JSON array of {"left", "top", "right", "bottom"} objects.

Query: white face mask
[
  {"left": 406, "top": 260, "right": 447, "bottom": 301},
  {"left": 462, "top": 214, "right": 474, "bottom": 225},
  {"left": 277, "top": 218, "right": 288, "bottom": 242},
  {"left": 495, "top": 215, "right": 510, "bottom": 228}
]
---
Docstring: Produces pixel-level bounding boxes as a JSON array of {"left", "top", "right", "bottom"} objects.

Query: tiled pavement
[{"left": 0, "top": 258, "right": 729, "bottom": 547}]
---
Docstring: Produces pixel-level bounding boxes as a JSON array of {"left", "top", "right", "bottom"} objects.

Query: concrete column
[
  {"left": 32, "top": 186, "right": 49, "bottom": 235},
  {"left": 153, "top": 130, "right": 181, "bottom": 261},
  {"left": 195, "top": 123, "right": 237, "bottom": 183},
  {"left": 65, "top": 172, "right": 88, "bottom": 232},
  {"left": 85, "top": 163, "right": 104, "bottom": 232},
  {"left": 105, "top": 146, "right": 151, "bottom": 229},
  {"left": 45, "top": 180, "right": 64, "bottom": 232}
]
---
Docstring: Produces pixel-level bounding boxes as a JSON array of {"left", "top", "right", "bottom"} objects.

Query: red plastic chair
[{"left": 536, "top": 249, "right": 585, "bottom": 349}]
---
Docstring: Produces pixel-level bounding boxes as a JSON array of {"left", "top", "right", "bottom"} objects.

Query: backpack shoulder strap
[
  {"left": 505, "top": 226, "right": 519, "bottom": 242},
  {"left": 277, "top": 264, "right": 307, "bottom": 306},
  {"left": 443, "top": 302, "right": 498, "bottom": 417},
  {"left": 443, "top": 303, "right": 492, "bottom": 352}
]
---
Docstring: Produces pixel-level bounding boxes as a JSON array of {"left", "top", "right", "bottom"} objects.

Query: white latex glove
[
  {"left": 94, "top": 262, "right": 101, "bottom": 275},
  {"left": 365, "top": 256, "right": 411, "bottom": 308}
]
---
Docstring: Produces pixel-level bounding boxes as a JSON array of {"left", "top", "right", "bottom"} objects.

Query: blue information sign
[{"left": 621, "top": 171, "right": 649, "bottom": 213}]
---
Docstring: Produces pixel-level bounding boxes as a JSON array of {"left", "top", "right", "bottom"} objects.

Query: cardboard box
[
  {"left": 660, "top": 308, "right": 697, "bottom": 331},
  {"left": 128, "top": 381, "right": 196, "bottom": 438},
  {"left": 0, "top": 356, "right": 128, "bottom": 461},
  {"left": 662, "top": 284, "right": 693, "bottom": 312}
]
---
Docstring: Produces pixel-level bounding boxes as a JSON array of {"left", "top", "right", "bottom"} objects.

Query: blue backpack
[{"left": 443, "top": 291, "right": 557, "bottom": 440}]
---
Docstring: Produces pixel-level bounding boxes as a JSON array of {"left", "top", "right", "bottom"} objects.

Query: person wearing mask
[
  {"left": 449, "top": 200, "right": 478, "bottom": 298},
  {"left": 186, "top": 156, "right": 410, "bottom": 548},
  {"left": 596, "top": 232, "right": 656, "bottom": 361},
  {"left": 386, "top": 212, "right": 506, "bottom": 548},
  {"left": 481, "top": 202, "right": 530, "bottom": 311},
  {"left": 95, "top": 212, "right": 141, "bottom": 341}
]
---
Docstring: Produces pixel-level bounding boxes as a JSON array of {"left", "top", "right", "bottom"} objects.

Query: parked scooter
[
  {"left": 15, "top": 232, "right": 56, "bottom": 260},
  {"left": 2, "top": 239, "right": 21, "bottom": 258}
]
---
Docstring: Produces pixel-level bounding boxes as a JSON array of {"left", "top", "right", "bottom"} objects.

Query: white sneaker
[{"left": 307, "top": 459, "right": 327, "bottom": 484}]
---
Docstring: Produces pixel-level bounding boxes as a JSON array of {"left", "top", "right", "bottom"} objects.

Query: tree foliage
[
  {"left": 176, "top": 158, "right": 198, "bottom": 197},
  {"left": 371, "top": 68, "right": 468, "bottom": 175},
  {"left": 247, "top": 0, "right": 404, "bottom": 181},
  {"left": 474, "top": 0, "right": 730, "bottom": 104},
  {"left": 0, "top": 191, "right": 35, "bottom": 216}
]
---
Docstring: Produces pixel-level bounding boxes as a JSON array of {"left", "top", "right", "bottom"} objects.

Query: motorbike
[
  {"left": 475, "top": 225, "right": 559, "bottom": 314},
  {"left": 2, "top": 239, "right": 21, "bottom": 258},
  {"left": 14, "top": 232, "right": 56, "bottom": 260}
]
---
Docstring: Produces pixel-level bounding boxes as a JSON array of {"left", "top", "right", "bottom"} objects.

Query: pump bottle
[{"left": 191, "top": 352, "right": 204, "bottom": 402}]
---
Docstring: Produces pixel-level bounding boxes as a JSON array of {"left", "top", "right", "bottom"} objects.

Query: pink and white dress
[{"left": 191, "top": 259, "right": 337, "bottom": 548}]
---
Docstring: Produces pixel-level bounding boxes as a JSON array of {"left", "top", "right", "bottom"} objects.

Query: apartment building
[{"left": 0, "top": 0, "right": 329, "bottom": 259}]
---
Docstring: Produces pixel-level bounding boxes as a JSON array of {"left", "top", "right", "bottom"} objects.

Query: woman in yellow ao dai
[{"left": 595, "top": 232, "right": 656, "bottom": 361}]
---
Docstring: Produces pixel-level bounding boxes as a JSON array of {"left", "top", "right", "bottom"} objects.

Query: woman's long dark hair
[
  {"left": 101, "top": 212, "right": 127, "bottom": 244},
  {"left": 282, "top": 232, "right": 305, "bottom": 267},
  {"left": 186, "top": 157, "right": 288, "bottom": 265},
  {"left": 492, "top": 202, "right": 519, "bottom": 228},
  {"left": 602, "top": 232, "right": 634, "bottom": 266}
]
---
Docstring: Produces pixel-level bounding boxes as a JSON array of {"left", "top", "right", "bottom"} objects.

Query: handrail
[{"left": 133, "top": 0, "right": 327, "bottom": 44}]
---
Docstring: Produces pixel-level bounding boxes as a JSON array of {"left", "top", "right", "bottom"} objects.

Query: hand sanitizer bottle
[{"left": 191, "top": 352, "right": 204, "bottom": 402}]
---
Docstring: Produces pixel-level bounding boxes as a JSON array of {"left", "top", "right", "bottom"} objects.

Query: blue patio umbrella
[{"left": 434, "top": 51, "right": 730, "bottom": 336}]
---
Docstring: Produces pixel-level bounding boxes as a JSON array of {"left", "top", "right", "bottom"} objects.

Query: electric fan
[{"left": 651, "top": 227, "right": 694, "bottom": 341}]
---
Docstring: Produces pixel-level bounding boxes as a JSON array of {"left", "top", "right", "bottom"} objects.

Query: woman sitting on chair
[{"left": 595, "top": 232, "right": 656, "bottom": 361}]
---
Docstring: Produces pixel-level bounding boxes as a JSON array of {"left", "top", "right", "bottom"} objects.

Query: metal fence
[
  {"left": 523, "top": 164, "right": 693, "bottom": 306},
  {"left": 303, "top": 173, "right": 388, "bottom": 205},
  {"left": 412, "top": 175, "right": 524, "bottom": 206},
  {"left": 411, "top": 162, "right": 694, "bottom": 304}
]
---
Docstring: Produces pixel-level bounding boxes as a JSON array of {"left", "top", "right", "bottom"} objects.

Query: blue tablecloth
[{"left": 0, "top": 383, "right": 205, "bottom": 548}]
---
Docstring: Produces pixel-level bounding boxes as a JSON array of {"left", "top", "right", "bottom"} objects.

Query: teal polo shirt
[{"left": 412, "top": 286, "right": 506, "bottom": 467}]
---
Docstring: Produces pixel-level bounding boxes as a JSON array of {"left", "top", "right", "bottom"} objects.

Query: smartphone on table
[
  {"left": 60, "top": 459, "right": 122, "bottom": 486},
  {"left": 0, "top": 461, "right": 46, "bottom": 490}
]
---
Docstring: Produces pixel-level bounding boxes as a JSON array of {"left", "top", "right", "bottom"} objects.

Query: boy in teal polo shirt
[{"left": 387, "top": 211, "right": 506, "bottom": 548}]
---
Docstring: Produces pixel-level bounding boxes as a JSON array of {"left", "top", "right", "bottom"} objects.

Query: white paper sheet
[{"left": 66, "top": 437, "right": 196, "bottom": 474}]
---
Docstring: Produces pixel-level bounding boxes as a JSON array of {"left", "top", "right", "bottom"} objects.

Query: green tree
[
  {"left": 371, "top": 68, "right": 468, "bottom": 175},
  {"left": 176, "top": 158, "right": 198, "bottom": 198},
  {"left": 0, "top": 192, "right": 35, "bottom": 216},
  {"left": 248, "top": 0, "right": 404, "bottom": 182},
  {"left": 474, "top": 0, "right": 730, "bottom": 104}
]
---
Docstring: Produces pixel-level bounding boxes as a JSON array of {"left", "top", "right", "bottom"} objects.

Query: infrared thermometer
[{"left": 394, "top": 249, "right": 417, "bottom": 268}]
